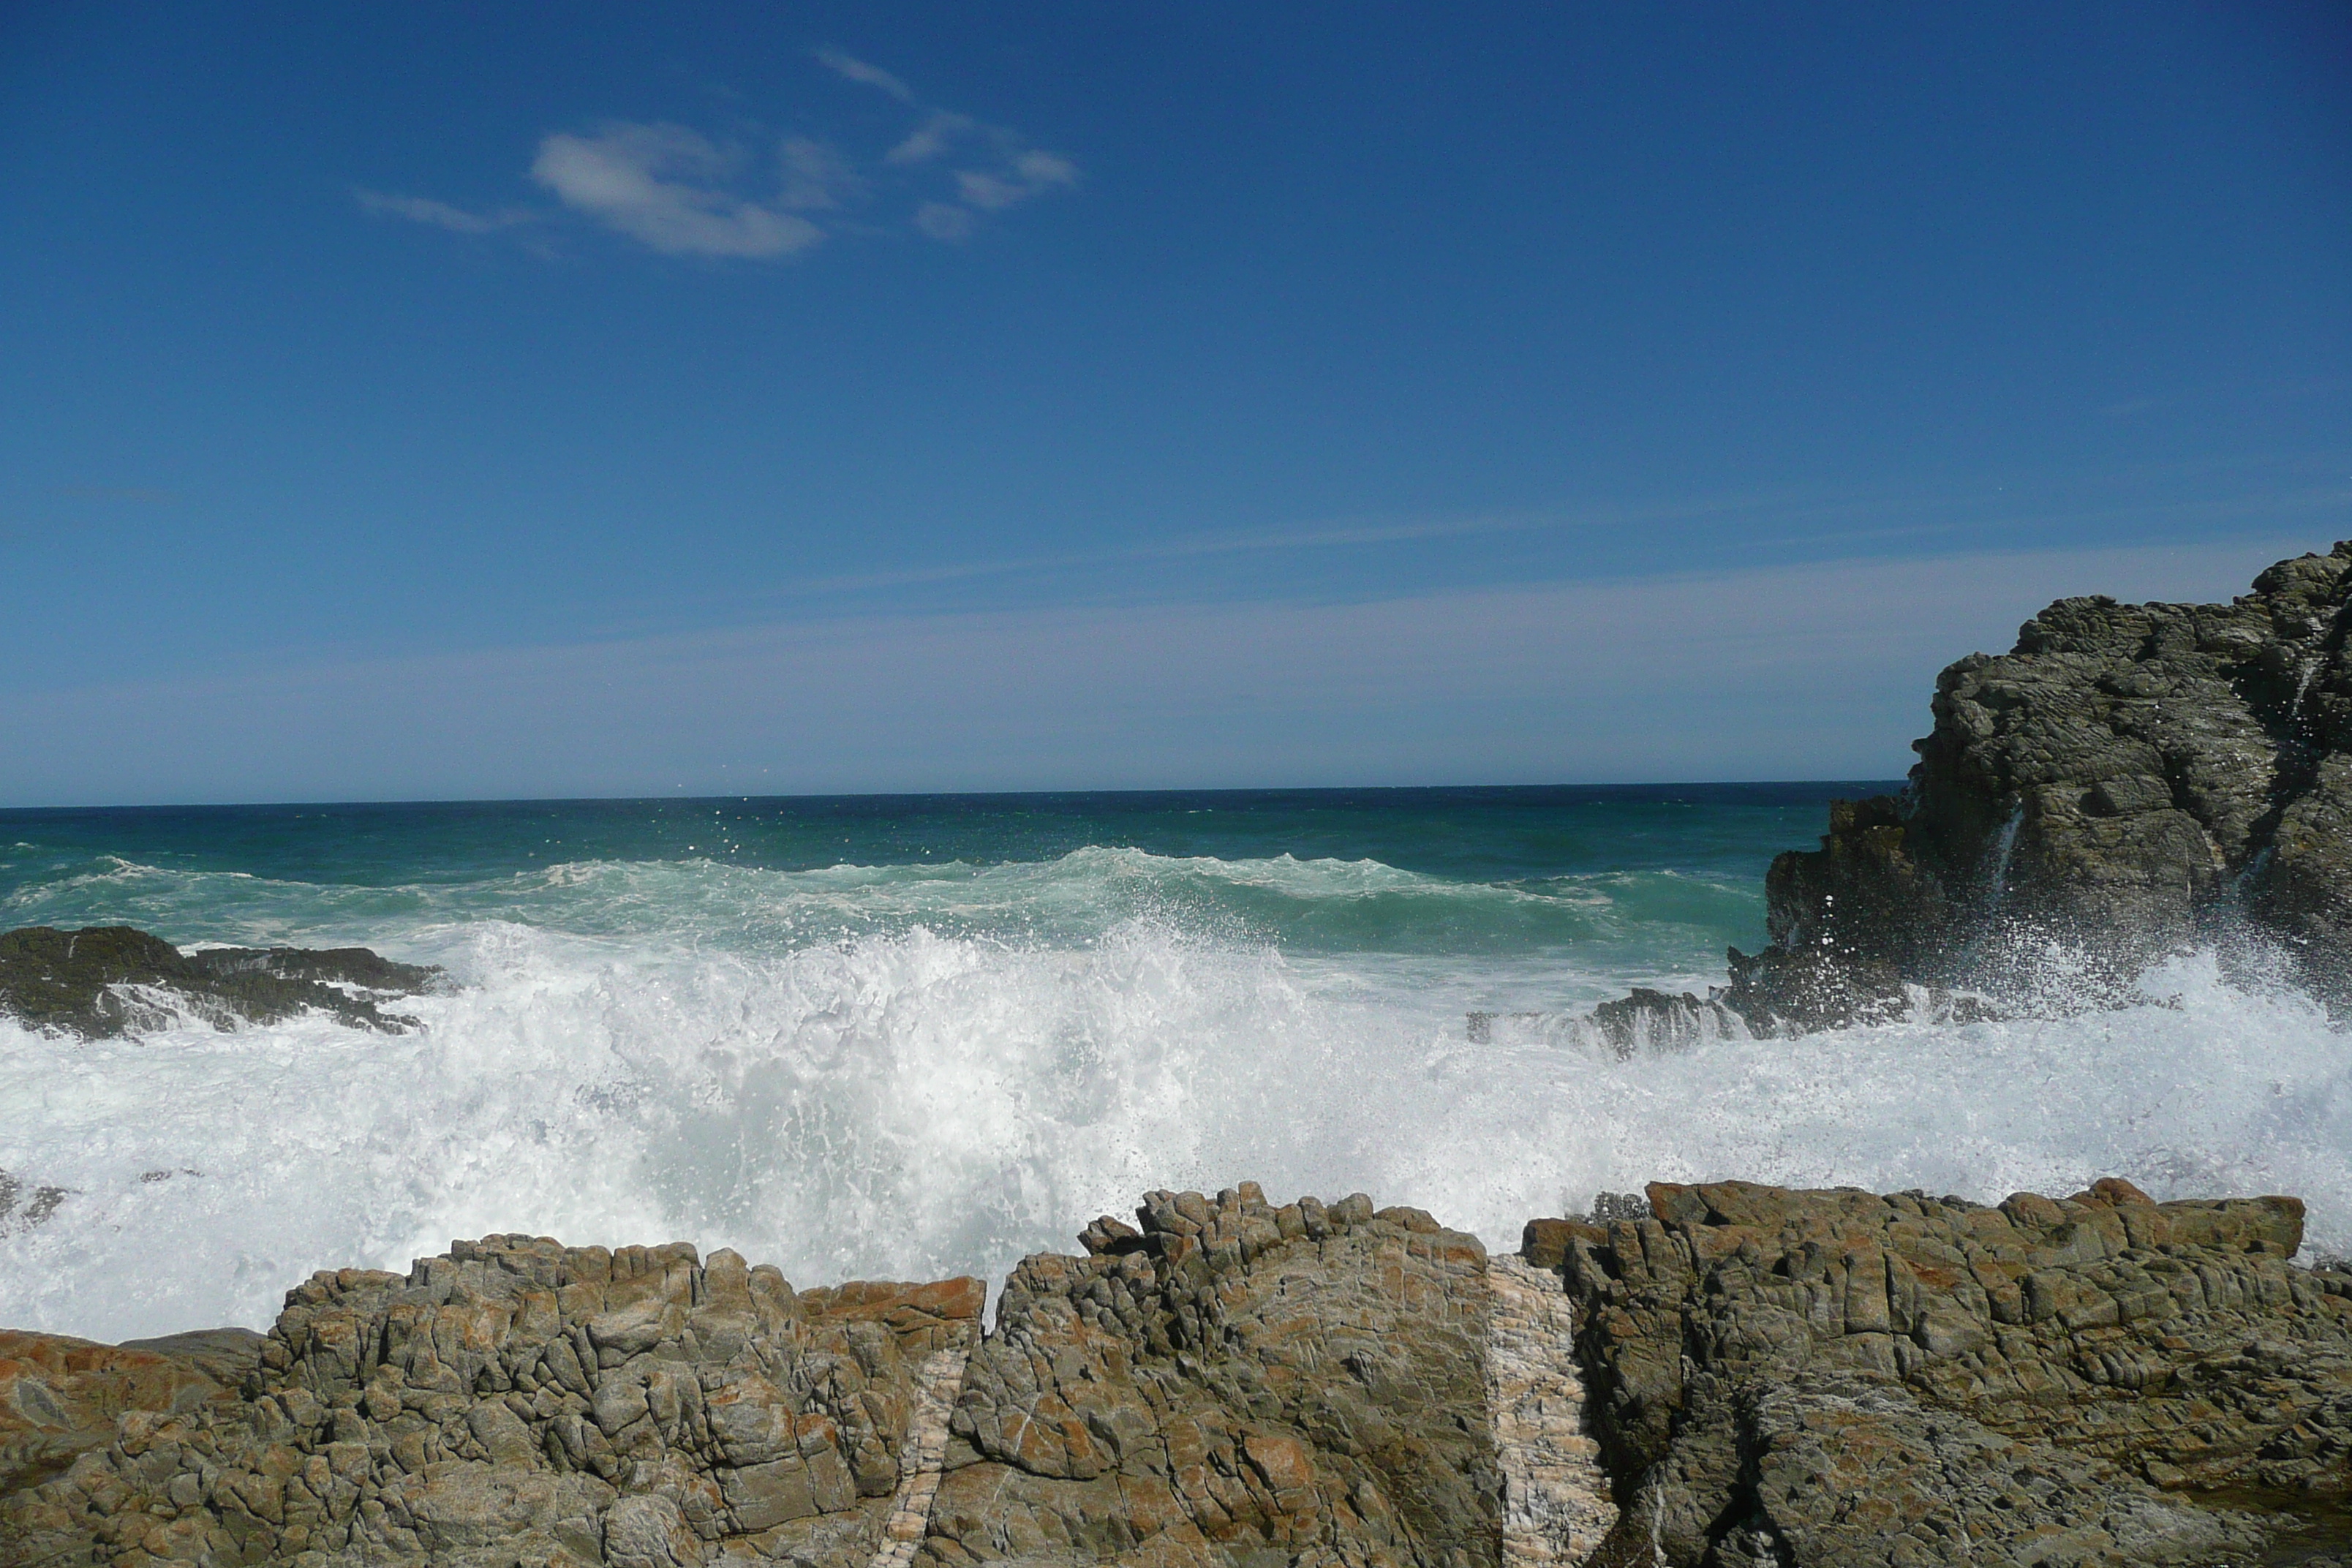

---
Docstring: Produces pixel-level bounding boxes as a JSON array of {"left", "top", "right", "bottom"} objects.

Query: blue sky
[{"left": 2, "top": 3, "right": 2347, "bottom": 804}]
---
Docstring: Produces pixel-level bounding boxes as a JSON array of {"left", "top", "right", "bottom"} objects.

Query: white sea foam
[{"left": 1, "top": 908, "right": 2345, "bottom": 1343}]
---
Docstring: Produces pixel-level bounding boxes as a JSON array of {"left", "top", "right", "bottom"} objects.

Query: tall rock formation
[{"left": 1728, "top": 540, "right": 2352, "bottom": 1028}]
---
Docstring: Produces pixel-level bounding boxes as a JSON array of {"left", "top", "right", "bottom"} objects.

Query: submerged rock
[{"left": 0, "top": 924, "right": 440, "bottom": 1039}]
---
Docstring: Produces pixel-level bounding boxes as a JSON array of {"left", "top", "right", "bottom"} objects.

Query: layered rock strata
[
  {"left": 1551, "top": 1177, "right": 2352, "bottom": 1565},
  {"left": 0, "top": 927, "right": 440, "bottom": 1040}
]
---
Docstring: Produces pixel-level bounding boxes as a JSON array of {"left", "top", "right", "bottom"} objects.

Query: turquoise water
[
  {"left": 3, "top": 784, "right": 2348, "bottom": 1341},
  {"left": 0, "top": 785, "right": 1860, "bottom": 975}
]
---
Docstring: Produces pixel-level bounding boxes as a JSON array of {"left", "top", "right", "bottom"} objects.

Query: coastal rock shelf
[{"left": 4, "top": 1180, "right": 2348, "bottom": 1567}]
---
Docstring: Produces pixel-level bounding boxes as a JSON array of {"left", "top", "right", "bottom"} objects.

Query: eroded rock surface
[
  {"left": 10, "top": 1180, "right": 2346, "bottom": 1567},
  {"left": 0, "top": 1328, "right": 263, "bottom": 1504},
  {"left": 1745, "top": 540, "right": 2352, "bottom": 1024},
  {"left": 1582, "top": 541, "right": 2352, "bottom": 1042},
  {"left": 0, "top": 926, "right": 441, "bottom": 1039},
  {"left": 930, "top": 1183, "right": 1499, "bottom": 1568},
  {"left": 1552, "top": 1177, "right": 2352, "bottom": 1566},
  {"left": 0, "top": 1235, "right": 984, "bottom": 1567}
]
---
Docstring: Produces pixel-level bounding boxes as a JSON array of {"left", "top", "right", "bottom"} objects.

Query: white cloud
[
  {"left": 816, "top": 48, "right": 914, "bottom": 104},
  {"left": 951, "top": 170, "right": 1026, "bottom": 211},
  {"left": 364, "top": 53, "right": 1076, "bottom": 262},
  {"left": 778, "top": 137, "right": 859, "bottom": 210},
  {"left": 913, "top": 201, "right": 976, "bottom": 241},
  {"left": 354, "top": 189, "right": 531, "bottom": 234},
  {"left": 886, "top": 111, "right": 972, "bottom": 166},
  {"left": 1013, "top": 151, "right": 1078, "bottom": 188},
  {"left": 949, "top": 150, "right": 1079, "bottom": 216},
  {"left": 531, "top": 124, "right": 823, "bottom": 258}
]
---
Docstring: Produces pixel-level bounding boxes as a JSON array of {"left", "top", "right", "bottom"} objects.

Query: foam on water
[{"left": 3, "top": 855, "right": 2346, "bottom": 1341}]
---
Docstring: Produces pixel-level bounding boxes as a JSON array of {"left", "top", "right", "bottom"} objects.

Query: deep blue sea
[{"left": 4, "top": 785, "right": 2345, "bottom": 1340}]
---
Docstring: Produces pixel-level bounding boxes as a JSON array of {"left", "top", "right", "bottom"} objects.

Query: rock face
[
  {"left": 0, "top": 1328, "right": 263, "bottom": 1504},
  {"left": 0, "top": 926, "right": 440, "bottom": 1039},
  {"left": 6, "top": 1180, "right": 2346, "bottom": 1567},
  {"left": 0, "top": 1235, "right": 984, "bottom": 1567},
  {"left": 1735, "top": 540, "right": 2352, "bottom": 1026},
  {"left": 1554, "top": 1177, "right": 2352, "bottom": 1566},
  {"left": 933, "top": 1183, "right": 1499, "bottom": 1568}
]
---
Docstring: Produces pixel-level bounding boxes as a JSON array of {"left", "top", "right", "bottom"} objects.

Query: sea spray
[{"left": 3, "top": 893, "right": 2345, "bottom": 1342}]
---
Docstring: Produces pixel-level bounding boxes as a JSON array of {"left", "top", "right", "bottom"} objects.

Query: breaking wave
[{"left": 1, "top": 850, "right": 2346, "bottom": 1341}]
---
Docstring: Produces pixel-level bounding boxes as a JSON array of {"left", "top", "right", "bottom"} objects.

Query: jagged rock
[
  {"left": 0, "top": 1327, "right": 260, "bottom": 1501},
  {"left": 1743, "top": 540, "right": 2352, "bottom": 1021},
  {"left": 0, "top": 1234, "right": 984, "bottom": 1567},
  {"left": 1577, "top": 988, "right": 1747, "bottom": 1058},
  {"left": 1569, "top": 541, "right": 2352, "bottom": 1037},
  {"left": 1545, "top": 1177, "right": 2352, "bottom": 1566},
  {"left": 0, "top": 924, "right": 441, "bottom": 1039},
  {"left": 929, "top": 1182, "right": 1502, "bottom": 1568},
  {"left": 10, "top": 1181, "right": 2342, "bottom": 1566}
]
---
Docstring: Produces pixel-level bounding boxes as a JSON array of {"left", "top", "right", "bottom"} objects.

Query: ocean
[{"left": 2, "top": 785, "right": 2346, "bottom": 1342}]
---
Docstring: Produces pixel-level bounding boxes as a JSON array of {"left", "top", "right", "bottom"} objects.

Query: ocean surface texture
[{"left": 2, "top": 785, "right": 2345, "bottom": 1341}]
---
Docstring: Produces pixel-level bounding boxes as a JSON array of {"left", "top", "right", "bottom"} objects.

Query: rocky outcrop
[
  {"left": 1, "top": 1235, "right": 984, "bottom": 1567},
  {"left": 1751, "top": 540, "right": 2352, "bottom": 1022},
  {"left": 7, "top": 1180, "right": 2346, "bottom": 1567},
  {"left": 0, "top": 926, "right": 440, "bottom": 1039},
  {"left": 1590, "top": 541, "right": 2352, "bottom": 1041},
  {"left": 934, "top": 1184, "right": 1501, "bottom": 1568},
  {"left": 0, "top": 1329, "right": 263, "bottom": 1504},
  {"left": 1551, "top": 1177, "right": 2352, "bottom": 1565}
]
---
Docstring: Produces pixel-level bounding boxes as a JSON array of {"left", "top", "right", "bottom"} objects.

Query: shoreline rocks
[
  {"left": 5, "top": 1179, "right": 2347, "bottom": 1566},
  {"left": 0, "top": 925, "right": 440, "bottom": 1040},
  {"left": 1552, "top": 1177, "right": 2351, "bottom": 1566},
  {"left": 1589, "top": 540, "right": 2352, "bottom": 1044}
]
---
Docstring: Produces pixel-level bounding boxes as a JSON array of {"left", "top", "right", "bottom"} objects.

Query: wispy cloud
[
  {"left": 365, "top": 51, "right": 1077, "bottom": 262},
  {"left": 815, "top": 48, "right": 914, "bottom": 105},
  {"left": 813, "top": 48, "right": 1079, "bottom": 243},
  {"left": 3, "top": 541, "right": 2305, "bottom": 804},
  {"left": 355, "top": 189, "right": 533, "bottom": 235},
  {"left": 530, "top": 124, "right": 825, "bottom": 258}
]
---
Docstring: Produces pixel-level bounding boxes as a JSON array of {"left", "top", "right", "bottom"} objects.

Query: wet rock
[
  {"left": 1576, "top": 540, "right": 2352, "bottom": 1035},
  {"left": 0, "top": 1169, "right": 74, "bottom": 1238},
  {"left": 1749, "top": 540, "right": 2352, "bottom": 1020},
  {"left": 1546, "top": 1177, "right": 2352, "bottom": 1566},
  {"left": 1578, "top": 988, "right": 1747, "bottom": 1057},
  {"left": 0, "top": 923, "right": 441, "bottom": 1039}
]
